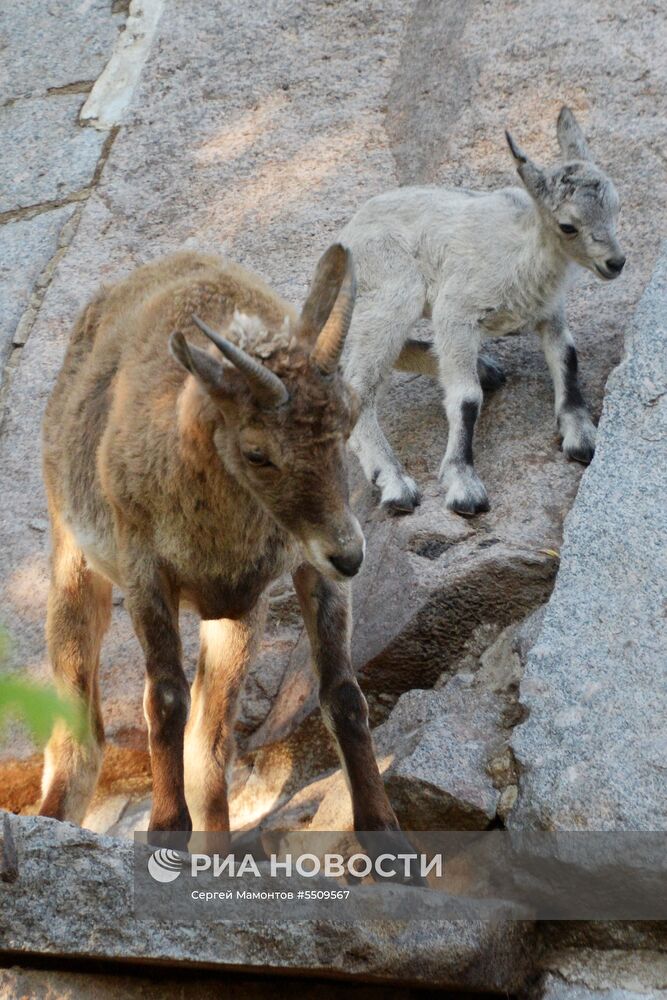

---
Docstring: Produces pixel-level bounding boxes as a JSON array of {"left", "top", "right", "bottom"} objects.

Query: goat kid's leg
[
  {"left": 539, "top": 313, "right": 596, "bottom": 464},
  {"left": 344, "top": 276, "right": 425, "bottom": 514},
  {"left": 39, "top": 518, "right": 111, "bottom": 822},
  {"left": 184, "top": 602, "right": 267, "bottom": 839},
  {"left": 124, "top": 561, "right": 191, "bottom": 834},
  {"left": 432, "top": 303, "right": 489, "bottom": 515},
  {"left": 293, "top": 563, "right": 398, "bottom": 831},
  {"left": 396, "top": 338, "right": 506, "bottom": 391},
  {"left": 477, "top": 352, "right": 506, "bottom": 391},
  {"left": 353, "top": 403, "right": 422, "bottom": 514}
]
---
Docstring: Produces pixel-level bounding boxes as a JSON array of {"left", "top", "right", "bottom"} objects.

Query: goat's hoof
[
  {"left": 478, "top": 353, "right": 506, "bottom": 391},
  {"left": 356, "top": 827, "right": 429, "bottom": 887},
  {"left": 443, "top": 472, "right": 490, "bottom": 517},
  {"left": 147, "top": 806, "right": 193, "bottom": 849},
  {"left": 379, "top": 476, "right": 421, "bottom": 516},
  {"left": 564, "top": 442, "right": 595, "bottom": 465},
  {"left": 560, "top": 413, "right": 596, "bottom": 466},
  {"left": 447, "top": 495, "right": 490, "bottom": 517},
  {"left": 381, "top": 494, "right": 421, "bottom": 516}
]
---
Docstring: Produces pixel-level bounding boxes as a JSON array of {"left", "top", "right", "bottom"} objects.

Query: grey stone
[
  {"left": 376, "top": 675, "right": 506, "bottom": 829},
  {"left": 0, "top": 814, "right": 535, "bottom": 994},
  {"left": 82, "top": 793, "right": 132, "bottom": 835},
  {"left": 105, "top": 796, "right": 151, "bottom": 839},
  {"left": 511, "top": 247, "right": 667, "bottom": 831},
  {"left": 0, "top": 0, "right": 123, "bottom": 102},
  {"left": 537, "top": 970, "right": 667, "bottom": 1000},
  {"left": 0, "top": 96, "right": 105, "bottom": 213},
  {"left": 0, "top": 205, "right": 75, "bottom": 366}
]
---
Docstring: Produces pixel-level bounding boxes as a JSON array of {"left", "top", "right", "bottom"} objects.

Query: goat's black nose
[
  {"left": 328, "top": 550, "right": 363, "bottom": 578},
  {"left": 606, "top": 255, "right": 626, "bottom": 275}
]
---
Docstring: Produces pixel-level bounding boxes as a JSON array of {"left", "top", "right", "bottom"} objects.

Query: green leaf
[
  {"left": 0, "top": 675, "right": 88, "bottom": 744},
  {"left": 0, "top": 628, "right": 88, "bottom": 746}
]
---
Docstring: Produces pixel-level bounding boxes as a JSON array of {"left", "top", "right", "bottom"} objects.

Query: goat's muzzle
[
  {"left": 303, "top": 515, "right": 365, "bottom": 582},
  {"left": 328, "top": 548, "right": 364, "bottom": 579}
]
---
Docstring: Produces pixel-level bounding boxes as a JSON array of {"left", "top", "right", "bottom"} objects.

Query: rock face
[
  {"left": 0, "top": 0, "right": 125, "bottom": 103},
  {"left": 510, "top": 248, "right": 667, "bottom": 832},
  {"left": 0, "top": 95, "right": 106, "bottom": 214},
  {"left": 0, "top": 206, "right": 76, "bottom": 366},
  {"left": 0, "top": 814, "right": 535, "bottom": 995},
  {"left": 378, "top": 677, "right": 505, "bottom": 829}
]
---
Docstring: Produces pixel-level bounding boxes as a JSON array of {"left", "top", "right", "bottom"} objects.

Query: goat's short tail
[{"left": 394, "top": 339, "right": 438, "bottom": 377}]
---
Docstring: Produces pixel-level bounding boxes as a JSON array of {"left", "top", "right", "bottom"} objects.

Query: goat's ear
[
  {"left": 556, "top": 106, "right": 590, "bottom": 161},
  {"left": 169, "top": 332, "right": 227, "bottom": 396},
  {"left": 505, "top": 130, "right": 547, "bottom": 202},
  {"left": 297, "top": 243, "right": 352, "bottom": 346}
]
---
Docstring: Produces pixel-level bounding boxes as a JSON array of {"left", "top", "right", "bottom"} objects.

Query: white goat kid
[{"left": 339, "top": 107, "right": 625, "bottom": 516}]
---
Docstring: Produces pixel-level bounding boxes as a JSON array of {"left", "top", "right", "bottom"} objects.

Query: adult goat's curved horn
[
  {"left": 192, "top": 315, "right": 289, "bottom": 408},
  {"left": 310, "top": 246, "right": 356, "bottom": 375}
]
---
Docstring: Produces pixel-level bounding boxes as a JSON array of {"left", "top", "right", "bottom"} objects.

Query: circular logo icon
[{"left": 147, "top": 848, "right": 184, "bottom": 883}]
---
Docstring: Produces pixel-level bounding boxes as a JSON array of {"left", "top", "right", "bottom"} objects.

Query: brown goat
[{"left": 39, "top": 245, "right": 400, "bottom": 837}]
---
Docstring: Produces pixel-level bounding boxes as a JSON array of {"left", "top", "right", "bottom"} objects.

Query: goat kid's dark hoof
[
  {"left": 448, "top": 498, "right": 490, "bottom": 517},
  {"left": 381, "top": 495, "right": 421, "bottom": 516},
  {"left": 444, "top": 484, "right": 490, "bottom": 516},
  {"left": 380, "top": 485, "right": 422, "bottom": 516},
  {"left": 564, "top": 443, "right": 595, "bottom": 465}
]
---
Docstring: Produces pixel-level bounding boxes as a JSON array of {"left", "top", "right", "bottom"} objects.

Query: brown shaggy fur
[{"left": 39, "top": 248, "right": 399, "bottom": 838}]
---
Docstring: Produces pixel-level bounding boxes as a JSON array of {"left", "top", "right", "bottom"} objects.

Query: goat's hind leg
[
  {"left": 344, "top": 275, "right": 425, "bottom": 514},
  {"left": 39, "top": 517, "right": 111, "bottom": 823},
  {"left": 184, "top": 602, "right": 267, "bottom": 840}
]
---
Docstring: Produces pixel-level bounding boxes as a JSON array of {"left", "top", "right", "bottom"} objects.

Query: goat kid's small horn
[
  {"left": 310, "top": 249, "right": 357, "bottom": 376},
  {"left": 192, "top": 314, "right": 288, "bottom": 408}
]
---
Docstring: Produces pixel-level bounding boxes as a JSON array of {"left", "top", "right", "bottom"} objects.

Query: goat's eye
[
  {"left": 243, "top": 450, "right": 273, "bottom": 468},
  {"left": 559, "top": 223, "right": 578, "bottom": 235}
]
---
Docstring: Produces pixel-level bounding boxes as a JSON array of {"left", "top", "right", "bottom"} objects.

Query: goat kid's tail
[{"left": 394, "top": 339, "right": 438, "bottom": 377}]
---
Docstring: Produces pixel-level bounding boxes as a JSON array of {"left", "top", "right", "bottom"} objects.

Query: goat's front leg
[
  {"left": 293, "top": 563, "right": 398, "bottom": 831},
  {"left": 184, "top": 601, "right": 267, "bottom": 836},
  {"left": 432, "top": 300, "right": 488, "bottom": 515},
  {"left": 124, "top": 560, "right": 191, "bottom": 833},
  {"left": 538, "top": 311, "right": 596, "bottom": 464}
]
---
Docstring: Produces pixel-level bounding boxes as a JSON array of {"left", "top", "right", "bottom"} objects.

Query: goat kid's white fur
[{"left": 339, "top": 106, "right": 625, "bottom": 516}]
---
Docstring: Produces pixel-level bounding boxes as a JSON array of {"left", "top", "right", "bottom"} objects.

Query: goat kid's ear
[
  {"left": 556, "top": 106, "right": 590, "bottom": 161},
  {"left": 169, "top": 332, "right": 227, "bottom": 396},
  {"left": 505, "top": 130, "right": 547, "bottom": 201},
  {"left": 297, "top": 243, "right": 354, "bottom": 347}
]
